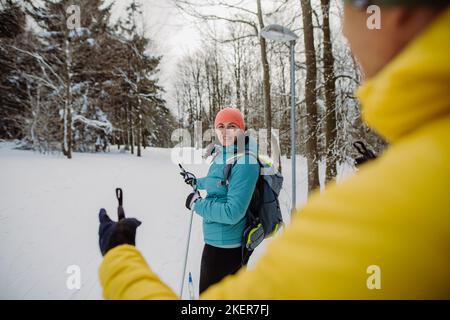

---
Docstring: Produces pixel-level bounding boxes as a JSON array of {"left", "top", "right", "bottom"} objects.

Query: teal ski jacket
[{"left": 193, "top": 135, "right": 260, "bottom": 247}]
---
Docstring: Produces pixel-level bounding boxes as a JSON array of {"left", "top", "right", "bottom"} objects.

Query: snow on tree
[{"left": 1, "top": 0, "right": 177, "bottom": 157}]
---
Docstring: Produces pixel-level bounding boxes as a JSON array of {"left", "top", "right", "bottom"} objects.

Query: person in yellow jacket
[{"left": 98, "top": 1, "right": 450, "bottom": 299}]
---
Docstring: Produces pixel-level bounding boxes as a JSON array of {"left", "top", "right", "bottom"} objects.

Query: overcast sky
[
  {"left": 108, "top": 0, "right": 316, "bottom": 118},
  {"left": 111, "top": 0, "right": 204, "bottom": 117}
]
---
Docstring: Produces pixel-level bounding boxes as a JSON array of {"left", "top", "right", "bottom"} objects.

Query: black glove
[
  {"left": 185, "top": 191, "right": 201, "bottom": 210},
  {"left": 98, "top": 208, "right": 141, "bottom": 256},
  {"left": 180, "top": 170, "right": 197, "bottom": 188}
]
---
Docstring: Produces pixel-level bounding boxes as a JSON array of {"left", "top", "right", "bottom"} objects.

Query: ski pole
[
  {"left": 188, "top": 272, "right": 195, "bottom": 300},
  {"left": 179, "top": 206, "right": 194, "bottom": 298},
  {"left": 178, "top": 163, "right": 187, "bottom": 174},
  {"left": 178, "top": 163, "right": 197, "bottom": 298},
  {"left": 179, "top": 163, "right": 197, "bottom": 191},
  {"left": 116, "top": 188, "right": 125, "bottom": 220}
]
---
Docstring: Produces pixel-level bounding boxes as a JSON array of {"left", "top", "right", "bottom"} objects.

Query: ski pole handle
[
  {"left": 179, "top": 163, "right": 187, "bottom": 174},
  {"left": 116, "top": 188, "right": 123, "bottom": 206},
  {"left": 179, "top": 164, "right": 198, "bottom": 191},
  {"left": 116, "top": 188, "right": 125, "bottom": 220}
]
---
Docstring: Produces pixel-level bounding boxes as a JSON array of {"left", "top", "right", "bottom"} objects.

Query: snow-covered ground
[{"left": 0, "top": 141, "right": 354, "bottom": 299}]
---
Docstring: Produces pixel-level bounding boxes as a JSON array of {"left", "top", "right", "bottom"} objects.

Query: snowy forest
[
  {"left": 171, "top": 0, "right": 387, "bottom": 192},
  {"left": 0, "top": 0, "right": 177, "bottom": 159},
  {"left": 0, "top": 0, "right": 386, "bottom": 191}
]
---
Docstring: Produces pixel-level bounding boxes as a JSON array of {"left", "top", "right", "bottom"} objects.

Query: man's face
[
  {"left": 342, "top": 4, "right": 391, "bottom": 79},
  {"left": 342, "top": 3, "right": 442, "bottom": 79}
]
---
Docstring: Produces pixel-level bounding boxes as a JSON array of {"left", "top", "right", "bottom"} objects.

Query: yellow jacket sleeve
[{"left": 99, "top": 244, "right": 178, "bottom": 300}]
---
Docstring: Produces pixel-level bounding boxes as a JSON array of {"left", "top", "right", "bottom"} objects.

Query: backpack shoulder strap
[
  {"left": 222, "top": 151, "right": 260, "bottom": 186},
  {"left": 222, "top": 163, "right": 234, "bottom": 186}
]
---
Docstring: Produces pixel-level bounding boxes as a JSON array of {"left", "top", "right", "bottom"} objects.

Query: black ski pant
[{"left": 199, "top": 243, "right": 252, "bottom": 294}]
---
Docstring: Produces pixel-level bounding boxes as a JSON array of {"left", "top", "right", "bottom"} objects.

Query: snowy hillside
[{"left": 0, "top": 142, "right": 354, "bottom": 299}]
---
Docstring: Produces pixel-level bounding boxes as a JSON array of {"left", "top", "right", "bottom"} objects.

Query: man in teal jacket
[{"left": 182, "top": 108, "right": 260, "bottom": 293}]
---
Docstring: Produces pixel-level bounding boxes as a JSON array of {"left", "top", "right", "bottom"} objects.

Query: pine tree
[
  {"left": 113, "top": 0, "right": 174, "bottom": 156},
  {"left": 22, "top": 0, "right": 117, "bottom": 157},
  {"left": 0, "top": 1, "right": 28, "bottom": 140}
]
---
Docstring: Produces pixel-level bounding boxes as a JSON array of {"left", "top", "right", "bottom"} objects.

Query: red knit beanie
[{"left": 214, "top": 107, "right": 245, "bottom": 130}]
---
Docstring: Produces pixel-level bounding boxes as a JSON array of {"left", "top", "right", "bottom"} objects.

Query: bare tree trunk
[
  {"left": 231, "top": 36, "right": 242, "bottom": 110},
  {"left": 129, "top": 109, "right": 134, "bottom": 155},
  {"left": 213, "top": 53, "right": 221, "bottom": 113},
  {"left": 63, "top": 38, "right": 72, "bottom": 159},
  {"left": 136, "top": 126, "right": 141, "bottom": 156},
  {"left": 235, "top": 68, "right": 241, "bottom": 110},
  {"left": 29, "top": 83, "right": 40, "bottom": 151},
  {"left": 125, "top": 106, "right": 130, "bottom": 151},
  {"left": 204, "top": 58, "right": 214, "bottom": 126},
  {"left": 142, "top": 126, "right": 148, "bottom": 149},
  {"left": 300, "top": 0, "right": 319, "bottom": 193},
  {"left": 137, "top": 99, "right": 142, "bottom": 157},
  {"left": 322, "top": 0, "right": 337, "bottom": 183},
  {"left": 256, "top": 0, "right": 272, "bottom": 155},
  {"left": 242, "top": 64, "right": 249, "bottom": 121},
  {"left": 279, "top": 52, "right": 290, "bottom": 158}
]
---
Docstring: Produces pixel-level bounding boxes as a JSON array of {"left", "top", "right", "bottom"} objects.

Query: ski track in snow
[{"left": 0, "top": 142, "right": 354, "bottom": 299}]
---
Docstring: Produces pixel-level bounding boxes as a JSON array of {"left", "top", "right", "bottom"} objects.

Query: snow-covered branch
[
  {"left": 9, "top": 45, "right": 65, "bottom": 87},
  {"left": 72, "top": 114, "right": 113, "bottom": 134}
]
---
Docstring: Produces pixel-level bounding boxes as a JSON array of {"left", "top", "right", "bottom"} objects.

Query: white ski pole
[
  {"left": 179, "top": 207, "right": 194, "bottom": 299},
  {"left": 178, "top": 163, "right": 196, "bottom": 299}
]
